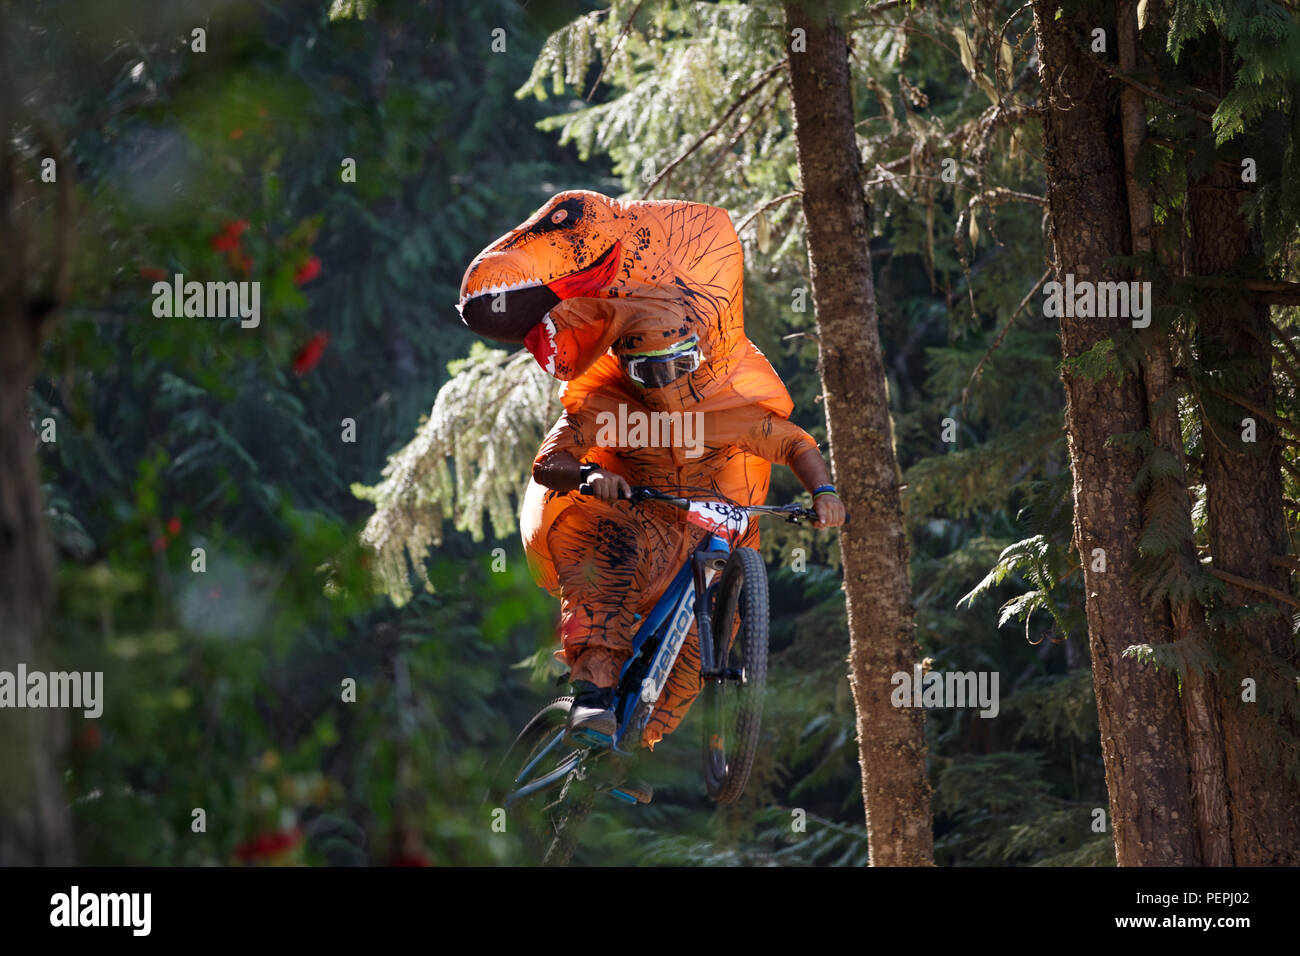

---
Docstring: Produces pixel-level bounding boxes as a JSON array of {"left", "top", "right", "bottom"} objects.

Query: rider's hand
[
  {"left": 813, "top": 493, "right": 845, "bottom": 529},
  {"left": 586, "top": 468, "right": 632, "bottom": 502}
]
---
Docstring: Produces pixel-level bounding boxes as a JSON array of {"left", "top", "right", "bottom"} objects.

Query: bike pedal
[
  {"left": 566, "top": 728, "right": 612, "bottom": 749},
  {"left": 609, "top": 783, "right": 653, "bottom": 805}
]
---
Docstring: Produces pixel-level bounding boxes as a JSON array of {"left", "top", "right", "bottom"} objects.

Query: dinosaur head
[
  {"left": 457, "top": 190, "right": 749, "bottom": 389},
  {"left": 457, "top": 190, "right": 627, "bottom": 346}
]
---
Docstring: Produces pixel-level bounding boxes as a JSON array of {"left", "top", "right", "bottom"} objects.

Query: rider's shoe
[{"left": 565, "top": 681, "right": 616, "bottom": 747}]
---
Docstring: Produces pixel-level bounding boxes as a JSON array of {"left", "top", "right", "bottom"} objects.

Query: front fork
[{"left": 693, "top": 549, "right": 729, "bottom": 681}]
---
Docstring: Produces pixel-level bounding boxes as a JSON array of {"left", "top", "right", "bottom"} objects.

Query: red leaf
[
  {"left": 211, "top": 219, "right": 249, "bottom": 252},
  {"left": 234, "top": 827, "right": 302, "bottom": 861},
  {"left": 292, "top": 331, "right": 330, "bottom": 376},
  {"left": 294, "top": 255, "right": 322, "bottom": 285}
]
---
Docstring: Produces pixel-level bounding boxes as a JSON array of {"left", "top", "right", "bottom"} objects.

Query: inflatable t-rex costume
[{"left": 458, "top": 190, "right": 817, "bottom": 747}]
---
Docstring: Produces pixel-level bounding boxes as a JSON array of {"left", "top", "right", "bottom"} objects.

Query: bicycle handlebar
[{"left": 576, "top": 483, "right": 830, "bottom": 524}]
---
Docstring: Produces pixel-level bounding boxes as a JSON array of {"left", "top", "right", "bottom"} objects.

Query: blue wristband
[{"left": 812, "top": 484, "right": 837, "bottom": 497}]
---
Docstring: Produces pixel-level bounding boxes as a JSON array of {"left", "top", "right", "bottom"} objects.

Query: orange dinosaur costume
[{"left": 458, "top": 190, "right": 817, "bottom": 746}]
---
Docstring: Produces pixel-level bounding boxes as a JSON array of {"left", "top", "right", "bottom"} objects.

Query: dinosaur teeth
[{"left": 458, "top": 277, "right": 543, "bottom": 306}]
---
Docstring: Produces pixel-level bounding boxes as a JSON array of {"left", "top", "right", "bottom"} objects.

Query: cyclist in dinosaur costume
[{"left": 458, "top": 190, "right": 844, "bottom": 749}]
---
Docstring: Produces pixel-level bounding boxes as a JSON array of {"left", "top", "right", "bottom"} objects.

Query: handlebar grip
[{"left": 577, "top": 482, "right": 633, "bottom": 500}]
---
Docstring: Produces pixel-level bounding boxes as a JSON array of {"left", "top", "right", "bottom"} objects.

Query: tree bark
[
  {"left": 1190, "top": 160, "right": 1300, "bottom": 865},
  {"left": 1116, "top": 0, "right": 1232, "bottom": 866},
  {"left": 0, "top": 15, "right": 74, "bottom": 865},
  {"left": 1144, "top": 345, "right": 1234, "bottom": 866},
  {"left": 783, "top": 0, "right": 933, "bottom": 866},
  {"left": 1033, "top": 0, "right": 1201, "bottom": 865}
]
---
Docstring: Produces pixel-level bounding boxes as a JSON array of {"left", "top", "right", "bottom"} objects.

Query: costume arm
[
  {"left": 733, "top": 409, "right": 819, "bottom": 467},
  {"left": 733, "top": 409, "right": 834, "bottom": 493},
  {"left": 532, "top": 410, "right": 597, "bottom": 492}
]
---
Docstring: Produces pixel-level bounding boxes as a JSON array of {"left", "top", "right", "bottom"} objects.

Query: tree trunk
[
  {"left": 1144, "top": 344, "right": 1234, "bottom": 865},
  {"left": 783, "top": 0, "right": 933, "bottom": 866},
  {"left": 0, "top": 19, "right": 74, "bottom": 865},
  {"left": 1033, "top": 0, "right": 1201, "bottom": 865},
  {"left": 1116, "top": 1, "right": 1231, "bottom": 866},
  {"left": 1190, "top": 160, "right": 1300, "bottom": 865}
]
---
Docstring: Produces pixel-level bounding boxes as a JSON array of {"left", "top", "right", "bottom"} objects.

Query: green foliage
[
  {"left": 29, "top": 0, "right": 604, "bottom": 865},
  {"left": 959, "top": 535, "right": 1078, "bottom": 637},
  {"left": 353, "top": 345, "right": 559, "bottom": 605}
]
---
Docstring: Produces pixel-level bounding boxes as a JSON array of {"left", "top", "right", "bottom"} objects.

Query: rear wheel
[{"left": 701, "top": 547, "right": 769, "bottom": 803}]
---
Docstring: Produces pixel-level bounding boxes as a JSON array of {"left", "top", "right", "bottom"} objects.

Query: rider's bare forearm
[
  {"left": 792, "top": 446, "right": 845, "bottom": 528},
  {"left": 533, "top": 450, "right": 583, "bottom": 492},
  {"left": 791, "top": 446, "right": 834, "bottom": 494}
]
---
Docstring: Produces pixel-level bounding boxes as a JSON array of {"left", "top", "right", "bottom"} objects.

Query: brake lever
[{"left": 788, "top": 505, "right": 849, "bottom": 524}]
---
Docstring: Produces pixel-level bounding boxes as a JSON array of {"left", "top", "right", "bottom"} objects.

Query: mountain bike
[{"left": 489, "top": 484, "right": 822, "bottom": 865}]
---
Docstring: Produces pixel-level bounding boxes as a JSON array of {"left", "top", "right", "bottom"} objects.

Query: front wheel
[
  {"left": 488, "top": 697, "right": 591, "bottom": 865},
  {"left": 701, "top": 546, "right": 769, "bottom": 803}
]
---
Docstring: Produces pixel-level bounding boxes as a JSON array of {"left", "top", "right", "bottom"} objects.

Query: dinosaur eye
[{"left": 550, "top": 209, "right": 568, "bottom": 225}]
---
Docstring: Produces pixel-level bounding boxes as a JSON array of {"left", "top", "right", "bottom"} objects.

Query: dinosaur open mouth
[
  {"left": 457, "top": 242, "right": 621, "bottom": 343},
  {"left": 457, "top": 282, "right": 560, "bottom": 343}
]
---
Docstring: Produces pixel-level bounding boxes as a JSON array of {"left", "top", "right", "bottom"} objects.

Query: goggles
[{"left": 619, "top": 336, "right": 702, "bottom": 388}]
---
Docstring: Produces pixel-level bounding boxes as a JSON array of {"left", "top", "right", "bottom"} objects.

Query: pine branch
[
  {"left": 967, "top": 186, "right": 1047, "bottom": 209},
  {"left": 1184, "top": 276, "right": 1300, "bottom": 306},
  {"left": 1281, "top": 453, "right": 1300, "bottom": 486},
  {"left": 1203, "top": 383, "right": 1300, "bottom": 439},
  {"left": 641, "top": 58, "right": 787, "bottom": 199},
  {"left": 702, "top": 80, "right": 786, "bottom": 181},
  {"left": 1091, "top": 58, "right": 1215, "bottom": 123},
  {"left": 584, "top": 0, "right": 644, "bottom": 102},
  {"left": 995, "top": 2, "right": 1033, "bottom": 59},
  {"left": 962, "top": 268, "right": 1051, "bottom": 414},
  {"left": 1270, "top": 340, "right": 1300, "bottom": 396},
  {"left": 1210, "top": 567, "right": 1300, "bottom": 611},
  {"left": 1270, "top": 318, "right": 1300, "bottom": 375},
  {"left": 735, "top": 190, "right": 803, "bottom": 236},
  {"left": 852, "top": 16, "right": 960, "bottom": 59},
  {"left": 862, "top": 170, "right": 978, "bottom": 194}
]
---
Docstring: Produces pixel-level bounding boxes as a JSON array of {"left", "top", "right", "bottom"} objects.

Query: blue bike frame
[
  {"left": 506, "top": 531, "right": 732, "bottom": 805},
  {"left": 611, "top": 531, "right": 730, "bottom": 751}
]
